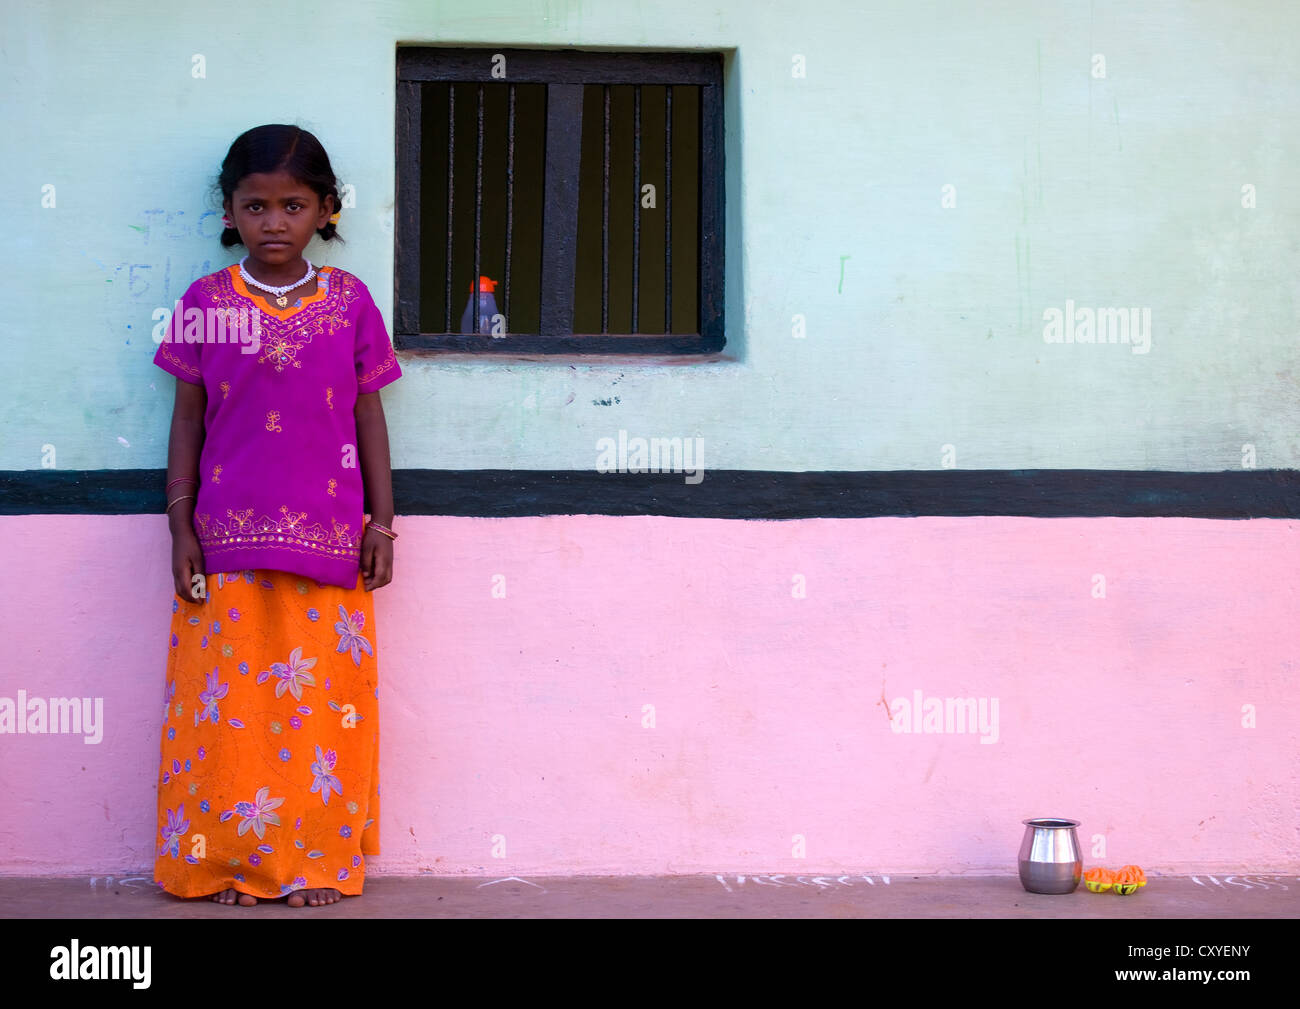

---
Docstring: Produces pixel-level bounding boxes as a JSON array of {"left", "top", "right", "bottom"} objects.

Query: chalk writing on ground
[
  {"left": 715, "top": 874, "right": 891, "bottom": 893},
  {"left": 1189, "top": 875, "right": 1294, "bottom": 891},
  {"left": 88, "top": 876, "right": 153, "bottom": 891},
  {"left": 476, "top": 876, "right": 547, "bottom": 893}
]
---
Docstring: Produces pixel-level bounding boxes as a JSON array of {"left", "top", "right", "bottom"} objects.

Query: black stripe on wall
[{"left": 2, "top": 469, "right": 1298, "bottom": 518}]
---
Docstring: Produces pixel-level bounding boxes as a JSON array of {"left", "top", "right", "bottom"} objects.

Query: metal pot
[{"left": 1018, "top": 817, "right": 1082, "bottom": 894}]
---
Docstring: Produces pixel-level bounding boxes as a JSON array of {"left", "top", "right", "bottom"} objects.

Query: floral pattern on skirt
[{"left": 154, "top": 568, "right": 380, "bottom": 898}]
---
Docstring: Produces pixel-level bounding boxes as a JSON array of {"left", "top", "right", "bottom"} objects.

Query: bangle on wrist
[{"left": 366, "top": 520, "right": 397, "bottom": 540}]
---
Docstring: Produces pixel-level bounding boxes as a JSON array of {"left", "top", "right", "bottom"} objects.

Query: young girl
[{"left": 152, "top": 124, "right": 401, "bottom": 908}]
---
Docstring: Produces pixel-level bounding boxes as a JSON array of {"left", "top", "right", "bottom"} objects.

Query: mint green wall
[{"left": 3, "top": 1, "right": 1297, "bottom": 472}]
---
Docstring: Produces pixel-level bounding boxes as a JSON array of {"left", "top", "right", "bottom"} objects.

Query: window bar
[
  {"left": 601, "top": 84, "right": 610, "bottom": 335},
  {"left": 538, "top": 83, "right": 583, "bottom": 338},
  {"left": 444, "top": 84, "right": 455, "bottom": 333},
  {"left": 393, "top": 79, "right": 421, "bottom": 337},
  {"left": 631, "top": 85, "right": 641, "bottom": 333},
  {"left": 472, "top": 82, "right": 484, "bottom": 335},
  {"left": 664, "top": 85, "right": 672, "bottom": 333},
  {"left": 504, "top": 83, "right": 515, "bottom": 331}
]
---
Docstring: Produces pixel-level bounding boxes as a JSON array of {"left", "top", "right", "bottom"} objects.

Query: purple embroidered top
[{"left": 153, "top": 264, "right": 401, "bottom": 588}]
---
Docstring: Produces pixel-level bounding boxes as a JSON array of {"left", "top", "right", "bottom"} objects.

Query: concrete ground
[{"left": 1, "top": 872, "right": 1295, "bottom": 918}]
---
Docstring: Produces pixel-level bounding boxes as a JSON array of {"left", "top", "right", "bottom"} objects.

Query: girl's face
[{"left": 224, "top": 169, "right": 333, "bottom": 268}]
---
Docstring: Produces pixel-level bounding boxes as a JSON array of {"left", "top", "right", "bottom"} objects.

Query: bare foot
[
  {"left": 208, "top": 888, "right": 257, "bottom": 906},
  {"left": 287, "top": 887, "right": 342, "bottom": 907}
]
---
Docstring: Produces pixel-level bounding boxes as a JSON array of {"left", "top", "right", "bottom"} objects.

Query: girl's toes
[
  {"left": 288, "top": 887, "right": 341, "bottom": 906},
  {"left": 237, "top": 893, "right": 257, "bottom": 906}
]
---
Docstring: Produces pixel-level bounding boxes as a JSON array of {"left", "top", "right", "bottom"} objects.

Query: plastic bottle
[{"left": 460, "top": 276, "right": 500, "bottom": 335}]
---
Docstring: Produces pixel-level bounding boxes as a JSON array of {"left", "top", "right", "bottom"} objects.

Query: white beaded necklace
[{"left": 239, "top": 255, "right": 316, "bottom": 308}]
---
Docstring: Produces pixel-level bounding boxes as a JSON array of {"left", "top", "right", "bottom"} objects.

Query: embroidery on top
[
  {"left": 195, "top": 504, "right": 363, "bottom": 560},
  {"left": 358, "top": 345, "right": 397, "bottom": 387},
  {"left": 158, "top": 338, "right": 200, "bottom": 378},
  {"left": 196, "top": 267, "right": 361, "bottom": 374}
]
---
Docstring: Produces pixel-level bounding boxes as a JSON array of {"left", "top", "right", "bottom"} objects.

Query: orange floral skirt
[{"left": 153, "top": 568, "right": 380, "bottom": 899}]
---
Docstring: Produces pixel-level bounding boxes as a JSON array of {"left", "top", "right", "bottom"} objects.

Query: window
[{"left": 394, "top": 47, "right": 725, "bottom": 354}]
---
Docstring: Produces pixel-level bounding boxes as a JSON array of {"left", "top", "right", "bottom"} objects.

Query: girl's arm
[
  {"left": 166, "top": 379, "right": 207, "bottom": 601},
  {"left": 355, "top": 391, "right": 395, "bottom": 591}
]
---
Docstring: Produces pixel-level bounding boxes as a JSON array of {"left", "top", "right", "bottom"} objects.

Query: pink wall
[{"left": 1, "top": 514, "right": 1295, "bottom": 876}]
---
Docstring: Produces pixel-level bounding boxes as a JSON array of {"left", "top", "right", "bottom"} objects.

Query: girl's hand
[
  {"left": 171, "top": 527, "right": 207, "bottom": 603},
  {"left": 360, "top": 527, "right": 394, "bottom": 592}
]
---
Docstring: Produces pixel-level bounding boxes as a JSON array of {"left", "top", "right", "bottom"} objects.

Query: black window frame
[{"left": 394, "top": 46, "right": 725, "bottom": 354}]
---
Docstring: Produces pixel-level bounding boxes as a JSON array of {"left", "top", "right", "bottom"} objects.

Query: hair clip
[{"left": 329, "top": 212, "right": 341, "bottom": 225}]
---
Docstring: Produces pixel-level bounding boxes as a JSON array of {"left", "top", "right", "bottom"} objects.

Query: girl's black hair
[{"left": 216, "top": 125, "right": 344, "bottom": 247}]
